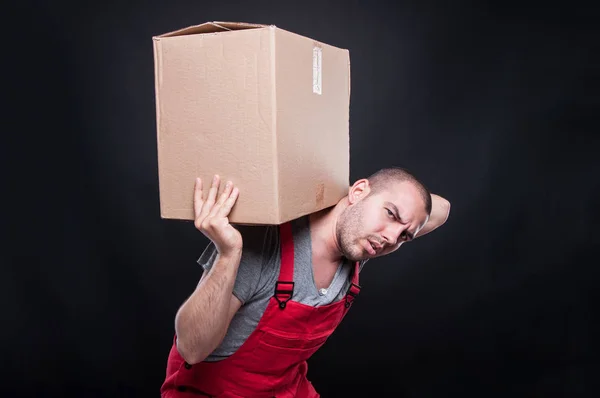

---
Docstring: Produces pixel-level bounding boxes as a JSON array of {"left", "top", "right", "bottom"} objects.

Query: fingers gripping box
[{"left": 152, "top": 21, "right": 351, "bottom": 225}]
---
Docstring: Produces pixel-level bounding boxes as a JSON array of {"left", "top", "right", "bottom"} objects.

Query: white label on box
[{"left": 313, "top": 46, "right": 322, "bottom": 95}]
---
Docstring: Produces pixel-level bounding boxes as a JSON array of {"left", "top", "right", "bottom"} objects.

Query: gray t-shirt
[{"left": 197, "top": 215, "right": 366, "bottom": 361}]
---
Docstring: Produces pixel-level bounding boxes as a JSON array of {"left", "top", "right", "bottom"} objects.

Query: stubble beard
[{"left": 336, "top": 202, "right": 368, "bottom": 262}]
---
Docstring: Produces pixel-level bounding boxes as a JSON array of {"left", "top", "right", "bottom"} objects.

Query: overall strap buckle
[
  {"left": 274, "top": 281, "right": 295, "bottom": 309},
  {"left": 344, "top": 283, "right": 361, "bottom": 308}
]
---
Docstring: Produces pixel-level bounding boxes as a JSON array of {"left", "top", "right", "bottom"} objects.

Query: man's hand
[{"left": 194, "top": 175, "right": 242, "bottom": 258}]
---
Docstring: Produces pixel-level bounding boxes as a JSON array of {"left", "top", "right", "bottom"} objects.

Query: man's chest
[{"left": 311, "top": 262, "right": 341, "bottom": 291}]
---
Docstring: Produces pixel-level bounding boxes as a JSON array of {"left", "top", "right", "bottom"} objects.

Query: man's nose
[{"left": 383, "top": 224, "right": 406, "bottom": 245}]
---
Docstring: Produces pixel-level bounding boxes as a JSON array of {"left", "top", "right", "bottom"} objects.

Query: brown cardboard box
[{"left": 152, "top": 21, "right": 351, "bottom": 225}]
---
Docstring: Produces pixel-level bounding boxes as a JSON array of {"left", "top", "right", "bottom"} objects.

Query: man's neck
[{"left": 308, "top": 204, "right": 345, "bottom": 264}]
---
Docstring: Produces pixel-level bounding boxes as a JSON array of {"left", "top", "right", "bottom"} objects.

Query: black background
[{"left": 5, "top": 0, "right": 599, "bottom": 397}]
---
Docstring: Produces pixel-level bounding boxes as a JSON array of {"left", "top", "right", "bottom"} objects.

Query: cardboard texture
[{"left": 153, "top": 21, "right": 351, "bottom": 225}]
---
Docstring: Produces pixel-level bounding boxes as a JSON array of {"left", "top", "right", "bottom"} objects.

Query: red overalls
[{"left": 160, "top": 221, "right": 361, "bottom": 397}]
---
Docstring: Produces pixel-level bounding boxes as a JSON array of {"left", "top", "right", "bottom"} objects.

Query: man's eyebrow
[
  {"left": 386, "top": 202, "right": 402, "bottom": 221},
  {"left": 386, "top": 201, "right": 415, "bottom": 241}
]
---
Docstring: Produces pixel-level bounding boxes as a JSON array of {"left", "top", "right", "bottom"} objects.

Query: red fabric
[{"left": 160, "top": 222, "right": 361, "bottom": 397}]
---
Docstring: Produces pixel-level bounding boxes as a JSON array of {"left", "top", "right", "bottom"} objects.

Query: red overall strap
[
  {"left": 351, "top": 261, "right": 360, "bottom": 285},
  {"left": 345, "top": 261, "right": 362, "bottom": 308},
  {"left": 274, "top": 222, "right": 295, "bottom": 309}
]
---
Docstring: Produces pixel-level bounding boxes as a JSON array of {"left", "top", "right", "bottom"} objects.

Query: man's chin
[
  {"left": 343, "top": 250, "right": 371, "bottom": 263},
  {"left": 340, "top": 241, "right": 372, "bottom": 262}
]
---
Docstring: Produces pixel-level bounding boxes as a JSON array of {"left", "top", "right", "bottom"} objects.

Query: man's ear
[{"left": 348, "top": 179, "right": 371, "bottom": 204}]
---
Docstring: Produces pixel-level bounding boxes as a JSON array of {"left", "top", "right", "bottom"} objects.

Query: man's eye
[{"left": 386, "top": 209, "right": 395, "bottom": 218}]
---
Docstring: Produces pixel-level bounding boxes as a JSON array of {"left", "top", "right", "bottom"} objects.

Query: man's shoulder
[
  {"left": 197, "top": 224, "right": 278, "bottom": 267},
  {"left": 237, "top": 223, "right": 279, "bottom": 245}
]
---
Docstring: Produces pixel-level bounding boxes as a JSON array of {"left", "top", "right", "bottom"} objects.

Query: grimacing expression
[{"left": 336, "top": 181, "right": 429, "bottom": 261}]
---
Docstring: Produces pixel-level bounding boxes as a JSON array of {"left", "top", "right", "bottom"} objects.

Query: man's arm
[
  {"left": 174, "top": 175, "right": 243, "bottom": 364},
  {"left": 416, "top": 194, "right": 451, "bottom": 238},
  {"left": 175, "top": 252, "right": 243, "bottom": 364}
]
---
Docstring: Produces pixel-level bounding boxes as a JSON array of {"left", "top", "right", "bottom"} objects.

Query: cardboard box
[{"left": 152, "top": 21, "right": 351, "bottom": 225}]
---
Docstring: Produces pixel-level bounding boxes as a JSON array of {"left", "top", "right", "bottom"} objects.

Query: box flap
[
  {"left": 154, "top": 21, "right": 269, "bottom": 38},
  {"left": 213, "top": 21, "right": 269, "bottom": 30}
]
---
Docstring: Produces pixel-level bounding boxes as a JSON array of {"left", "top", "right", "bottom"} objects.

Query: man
[{"left": 161, "top": 167, "right": 451, "bottom": 397}]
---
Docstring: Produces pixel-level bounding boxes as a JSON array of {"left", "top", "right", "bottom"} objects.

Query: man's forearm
[
  {"left": 417, "top": 194, "right": 451, "bottom": 238},
  {"left": 174, "top": 251, "right": 241, "bottom": 364}
]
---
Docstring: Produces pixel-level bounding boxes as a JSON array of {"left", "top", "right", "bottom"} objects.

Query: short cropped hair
[{"left": 366, "top": 167, "right": 432, "bottom": 215}]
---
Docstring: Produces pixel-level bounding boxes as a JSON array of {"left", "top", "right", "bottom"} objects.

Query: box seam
[
  {"left": 270, "top": 27, "right": 280, "bottom": 223},
  {"left": 347, "top": 50, "right": 351, "bottom": 102},
  {"left": 152, "top": 38, "right": 165, "bottom": 217}
]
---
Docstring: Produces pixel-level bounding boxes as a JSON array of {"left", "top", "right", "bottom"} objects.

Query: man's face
[{"left": 336, "top": 181, "right": 430, "bottom": 262}]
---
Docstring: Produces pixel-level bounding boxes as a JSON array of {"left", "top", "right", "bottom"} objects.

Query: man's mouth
[{"left": 366, "top": 240, "right": 380, "bottom": 255}]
